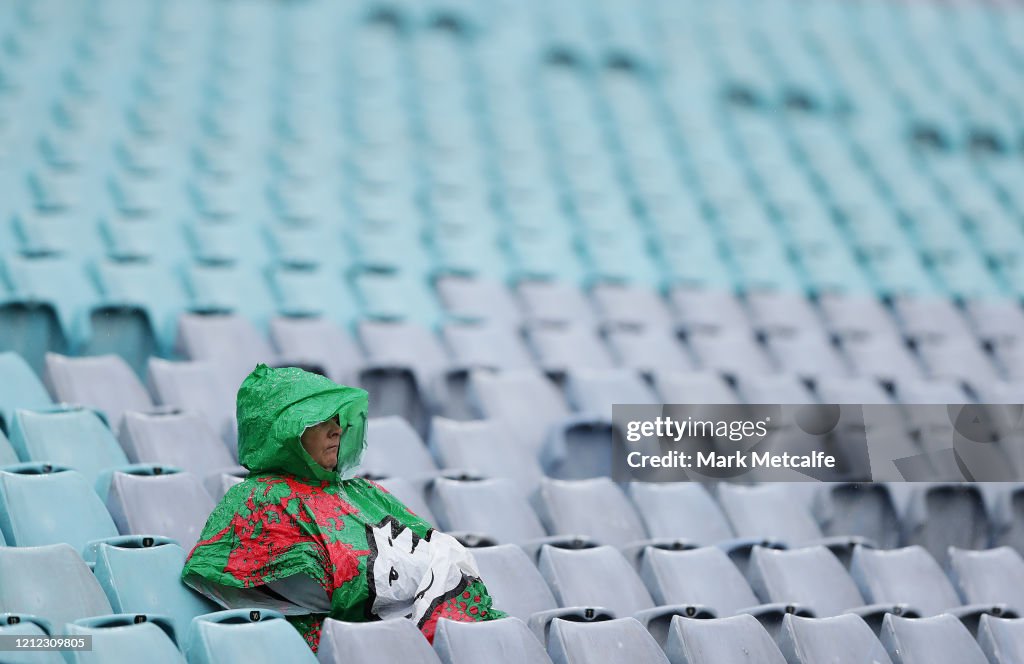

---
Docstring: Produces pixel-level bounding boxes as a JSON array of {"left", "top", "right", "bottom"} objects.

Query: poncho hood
[{"left": 237, "top": 364, "right": 368, "bottom": 482}]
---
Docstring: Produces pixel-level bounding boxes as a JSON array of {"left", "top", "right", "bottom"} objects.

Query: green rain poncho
[{"left": 182, "top": 364, "right": 504, "bottom": 651}]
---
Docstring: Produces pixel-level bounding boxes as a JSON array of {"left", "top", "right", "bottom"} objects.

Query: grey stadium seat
[
  {"left": 748, "top": 546, "right": 913, "bottom": 632},
  {"left": 374, "top": 477, "right": 437, "bottom": 525},
  {"left": 177, "top": 312, "right": 279, "bottom": 390},
  {"left": 881, "top": 613, "right": 989, "bottom": 664},
  {"left": 652, "top": 371, "right": 738, "bottom": 404},
  {"left": 718, "top": 483, "right": 872, "bottom": 563},
  {"left": 548, "top": 617, "right": 669, "bottom": 664},
  {"left": 686, "top": 329, "right": 776, "bottom": 376},
  {"left": 948, "top": 546, "right": 1024, "bottom": 610},
  {"left": 433, "top": 616, "right": 552, "bottom": 664},
  {"left": 605, "top": 326, "right": 694, "bottom": 375},
  {"left": 517, "top": 281, "right": 597, "bottom": 327},
  {"left": 641, "top": 546, "right": 811, "bottom": 638},
  {"left": 44, "top": 353, "right": 154, "bottom": 431},
  {"left": 850, "top": 545, "right": 1013, "bottom": 633},
  {"left": 316, "top": 617, "right": 441, "bottom": 664},
  {"left": 665, "top": 614, "right": 787, "bottom": 664},
  {"left": 812, "top": 483, "right": 902, "bottom": 549},
  {"left": 669, "top": 288, "right": 749, "bottom": 334},
  {"left": 589, "top": 284, "right": 674, "bottom": 330},
  {"left": 978, "top": 615, "right": 1024, "bottom": 664},
  {"left": 360, "top": 416, "right": 439, "bottom": 480},
  {"left": 0, "top": 543, "right": 114, "bottom": 629},
  {"left": 564, "top": 368, "right": 658, "bottom": 420},
  {"left": 539, "top": 545, "right": 713, "bottom": 646},
  {"left": 119, "top": 411, "right": 238, "bottom": 477},
  {"left": 525, "top": 323, "right": 617, "bottom": 374},
  {"left": 269, "top": 316, "right": 364, "bottom": 384},
  {"left": 901, "top": 483, "right": 991, "bottom": 568},
  {"left": 441, "top": 323, "right": 535, "bottom": 372},
  {"left": 778, "top": 613, "right": 893, "bottom": 664},
  {"left": 105, "top": 468, "right": 215, "bottom": 549},
  {"left": 436, "top": 276, "right": 524, "bottom": 326},
  {"left": 428, "top": 417, "right": 545, "bottom": 494},
  {"left": 430, "top": 477, "right": 549, "bottom": 547},
  {"left": 148, "top": 358, "right": 237, "bottom": 445}
]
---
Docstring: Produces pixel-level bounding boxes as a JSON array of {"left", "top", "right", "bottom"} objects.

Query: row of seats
[{"left": 5, "top": 537, "right": 1024, "bottom": 663}]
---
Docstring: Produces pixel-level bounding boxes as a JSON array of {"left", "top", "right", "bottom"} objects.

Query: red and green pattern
[{"left": 181, "top": 365, "right": 504, "bottom": 652}]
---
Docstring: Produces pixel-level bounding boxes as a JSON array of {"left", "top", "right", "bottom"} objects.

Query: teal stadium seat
[
  {"left": 64, "top": 614, "right": 186, "bottom": 664},
  {"left": 184, "top": 609, "right": 318, "bottom": 664}
]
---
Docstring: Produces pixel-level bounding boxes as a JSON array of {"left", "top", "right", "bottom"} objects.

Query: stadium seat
[
  {"left": 812, "top": 483, "right": 902, "bottom": 549},
  {"left": 360, "top": 416, "right": 439, "bottom": 480},
  {"left": 177, "top": 313, "right": 279, "bottom": 391},
  {"left": 880, "top": 613, "right": 989, "bottom": 664},
  {"left": 148, "top": 359, "right": 237, "bottom": 445},
  {"left": 640, "top": 546, "right": 811, "bottom": 638},
  {"left": 526, "top": 323, "right": 617, "bottom": 374},
  {"left": 105, "top": 468, "right": 215, "bottom": 549},
  {"left": 64, "top": 614, "right": 185, "bottom": 664},
  {"left": 664, "top": 614, "right": 787, "bottom": 664},
  {"left": 43, "top": 353, "right": 154, "bottom": 430},
  {"left": 717, "top": 484, "right": 872, "bottom": 563},
  {"left": 316, "top": 617, "right": 441, "bottom": 664},
  {"left": 434, "top": 616, "right": 552, "bottom": 664},
  {"left": 777, "top": 613, "right": 893, "bottom": 664},
  {"left": 669, "top": 289, "right": 749, "bottom": 335},
  {"left": 0, "top": 351, "right": 54, "bottom": 431},
  {"left": 978, "top": 615, "right": 1024, "bottom": 664},
  {"left": 516, "top": 281, "right": 597, "bottom": 327},
  {"left": 652, "top": 371, "right": 738, "bottom": 404},
  {"left": 8, "top": 407, "right": 130, "bottom": 489},
  {"left": 949, "top": 546, "right": 1024, "bottom": 611},
  {"left": 850, "top": 545, "right": 1011, "bottom": 633},
  {"left": 373, "top": 477, "right": 438, "bottom": 525},
  {"left": 686, "top": 329, "right": 777, "bottom": 376},
  {"left": 589, "top": 284, "right": 674, "bottom": 330},
  {"left": 86, "top": 535, "right": 219, "bottom": 640},
  {"left": 538, "top": 545, "right": 713, "bottom": 646},
  {"left": 183, "top": 609, "right": 318, "bottom": 664},
  {"left": 268, "top": 316, "right": 363, "bottom": 384},
  {"left": 0, "top": 466, "right": 119, "bottom": 551},
  {"left": 428, "top": 418, "right": 545, "bottom": 493},
  {"left": 605, "top": 326, "right": 694, "bottom": 375},
  {"left": 627, "top": 483, "right": 740, "bottom": 547},
  {"left": 268, "top": 266, "right": 359, "bottom": 326},
  {"left": 0, "top": 430, "right": 16, "bottom": 467},
  {"left": 0, "top": 543, "right": 113, "bottom": 628},
  {"left": 0, "top": 613, "right": 63, "bottom": 664},
  {"left": 901, "top": 483, "right": 991, "bottom": 567},
  {"left": 748, "top": 546, "right": 912, "bottom": 632},
  {"left": 547, "top": 617, "right": 669, "bottom": 664},
  {"left": 435, "top": 276, "right": 524, "bottom": 326},
  {"left": 441, "top": 323, "right": 535, "bottom": 373},
  {"left": 119, "top": 411, "right": 238, "bottom": 477},
  {"left": 733, "top": 373, "right": 816, "bottom": 404}
]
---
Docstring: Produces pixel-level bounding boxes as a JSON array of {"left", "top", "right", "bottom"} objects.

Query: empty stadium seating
[{"left": 2, "top": 0, "right": 1024, "bottom": 659}]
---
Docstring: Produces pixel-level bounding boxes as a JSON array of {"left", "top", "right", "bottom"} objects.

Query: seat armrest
[
  {"left": 949, "top": 603, "right": 1018, "bottom": 635},
  {"left": 527, "top": 606, "right": 617, "bottom": 646},
  {"left": 620, "top": 538, "right": 699, "bottom": 568},
  {"left": 843, "top": 603, "right": 920, "bottom": 633},
  {"left": 520, "top": 535, "right": 600, "bottom": 561},
  {"left": 737, "top": 602, "right": 814, "bottom": 620}
]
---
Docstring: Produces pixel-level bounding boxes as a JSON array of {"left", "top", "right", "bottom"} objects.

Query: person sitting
[{"left": 182, "top": 364, "right": 505, "bottom": 651}]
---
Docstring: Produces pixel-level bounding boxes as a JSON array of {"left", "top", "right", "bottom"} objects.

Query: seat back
[
  {"left": 374, "top": 477, "right": 437, "bottom": 524},
  {"left": 718, "top": 483, "right": 824, "bottom": 545},
  {"left": 628, "top": 482, "right": 735, "bottom": 543},
  {"left": 565, "top": 369, "right": 657, "bottom": 419},
  {"left": 748, "top": 546, "right": 866, "bottom": 617},
  {"left": 0, "top": 429, "right": 16, "bottom": 466},
  {"left": 471, "top": 545, "right": 559, "bottom": 620},
  {"left": 360, "top": 416, "right": 438, "bottom": 478},
  {"left": 815, "top": 483, "right": 901, "bottom": 549},
  {"left": 106, "top": 469, "right": 215, "bottom": 549},
  {"left": 44, "top": 353, "right": 153, "bottom": 430},
  {"left": 539, "top": 545, "right": 654, "bottom": 616},
  {"left": 0, "top": 614, "right": 64, "bottom": 664},
  {"left": 850, "top": 545, "right": 962, "bottom": 616},
  {"left": 432, "top": 478, "right": 547, "bottom": 543},
  {"left": 147, "top": 358, "right": 235, "bottom": 440},
  {"left": 89, "top": 536, "right": 219, "bottom": 640},
  {"left": 548, "top": 617, "right": 669, "bottom": 664},
  {"left": 0, "top": 351, "right": 53, "bottom": 431},
  {"left": 949, "top": 546, "right": 1024, "bottom": 609},
  {"left": 64, "top": 615, "right": 186, "bottom": 664},
  {"left": 184, "top": 609, "right": 318, "bottom": 664},
  {"left": 666, "top": 614, "right": 786, "bottom": 664},
  {"left": 10, "top": 408, "right": 129, "bottom": 488},
  {"left": 0, "top": 544, "right": 113, "bottom": 627},
  {"left": 442, "top": 323, "right": 534, "bottom": 371},
  {"left": 469, "top": 370, "right": 570, "bottom": 457},
  {"left": 119, "top": 411, "right": 235, "bottom": 475},
  {"left": 904, "top": 483, "right": 989, "bottom": 568},
  {"left": 317, "top": 617, "right": 441, "bottom": 664},
  {"left": 526, "top": 323, "right": 616, "bottom": 372},
  {"left": 778, "top": 614, "right": 893, "bottom": 664},
  {"left": 641, "top": 547, "right": 759, "bottom": 614},
  {"left": 538, "top": 478, "right": 647, "bottom": 547},
  {"left": 269, "top": 316, "right": 363, "bottom": 383},
  {"left": 653, "top": 371, "right": 738, "bottom": 404},
  {"left": 881, "top": 613, "right": 988, "bottom": 664},
  {"left": 978, "top": 615, "right": 1024, "bottom": 664},
  {"left": 434, "top": 616, "right": 552, "bottom": 664},
  {"left": 177, "top": 314, "right": 278, "bottom": 390},
  {"left": 0, "top": 467, "right": 119, "bottom": 550},
  {"left": 429, "top": 417, "right": 544, "bottom": 493}
]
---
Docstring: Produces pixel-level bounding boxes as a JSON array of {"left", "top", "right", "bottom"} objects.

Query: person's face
[{"left": 300, "top": 416, "right": 343, "bottom": 471}]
